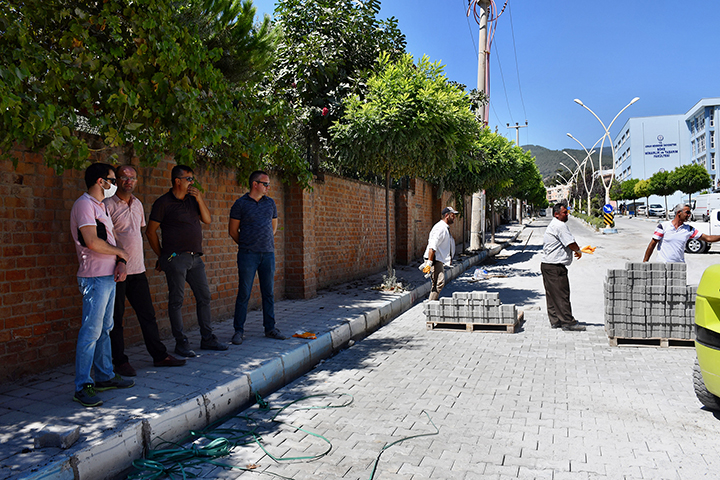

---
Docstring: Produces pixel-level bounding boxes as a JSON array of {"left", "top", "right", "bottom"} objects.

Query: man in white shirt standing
[
  {"left": 541, "top": 203, "right": 584, "bottom": 331},
  {"left": 424, "top": 207, "right": 458, "bottom": 300},
  {"left": 643, "top": 204, "right": 720, "bottom": 263}
]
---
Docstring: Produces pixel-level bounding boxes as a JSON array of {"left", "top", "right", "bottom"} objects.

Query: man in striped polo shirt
[{"left": 643, "top": 204, "right": 720, "bottom": 263}]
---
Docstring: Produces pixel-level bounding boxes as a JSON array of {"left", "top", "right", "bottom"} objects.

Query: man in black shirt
[{"left": 147, "top": 165, "right": 228, "bottom": 357}]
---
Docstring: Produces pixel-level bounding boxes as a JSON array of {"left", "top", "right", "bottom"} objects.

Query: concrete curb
[{"left": 23, "top": 227, "right": 524, "bottom": 480}]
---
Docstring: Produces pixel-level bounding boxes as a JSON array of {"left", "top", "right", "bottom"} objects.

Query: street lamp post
[
  {"left": 573, "top": 97, "right": 639, "bottom": 205},
  {"left": 563, "top": 142, "right": 599, "bottom": 215}
]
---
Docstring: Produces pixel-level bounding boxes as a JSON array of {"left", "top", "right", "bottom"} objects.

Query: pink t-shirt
[
  {"left": 70, "top": 193, "right": 117, "bottom": 277},
  {"left": 104, "top": 194, "right": 146, "bottom": 275}
]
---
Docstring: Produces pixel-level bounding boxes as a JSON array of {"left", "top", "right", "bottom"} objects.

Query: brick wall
[{"left": 0, "top": 148, "right": 467, "bottom": 382}]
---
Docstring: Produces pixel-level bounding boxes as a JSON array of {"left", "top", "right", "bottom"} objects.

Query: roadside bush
[{"left": 572, "top": 211, "right": 605, "bottom": 230}]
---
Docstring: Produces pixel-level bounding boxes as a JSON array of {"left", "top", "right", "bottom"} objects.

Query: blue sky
[{"left": 251, "top": 0, "right": 720, "bottom": 151}]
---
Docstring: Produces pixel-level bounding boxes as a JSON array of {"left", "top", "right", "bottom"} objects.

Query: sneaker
[
  {"left": 95, "top": 374, "right": 135, "bottom": 391},
  {"left": 265, "top": 328, "right": 287, "bottom": 340},
  {"left": 561, "top": 323, "right": 587, "bottom": 332},
  {"left": 231, "top": 331, "right": 244, "bottom": 345},
  {"left": 154, "top": 355, "right": 186, "bottom": 367},
  {"left": 200, "top": 335, "right": 229, "bottom": 351},
  {"left": 115, "top": 362, "right": 137, "bottom": 377},
  {"left": 73, "top": 384, "right": 103, "bottom": 407},
  {"left": 175, "top": 339, "right": 196, "bottom": 358}
]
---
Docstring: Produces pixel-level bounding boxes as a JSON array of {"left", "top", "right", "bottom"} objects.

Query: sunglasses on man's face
[
  {"left": 103, "top": 177, "right": 117, "bottom": 185},
  {"left": 256, "top": 181, "right": 270, "bottom": 187}
]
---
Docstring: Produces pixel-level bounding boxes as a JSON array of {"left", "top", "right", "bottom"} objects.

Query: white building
[
  {"left": 613, "top": 97, "right": 720, "bottom": 206},
  {"left": 685, "top": 98, "right": 719, "bottom": 189}
]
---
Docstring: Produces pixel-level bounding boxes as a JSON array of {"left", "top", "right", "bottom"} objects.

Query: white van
[{"left": 692, "top": 193, "right": 720, "bottom": 222}]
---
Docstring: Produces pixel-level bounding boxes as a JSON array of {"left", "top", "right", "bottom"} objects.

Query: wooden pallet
[
  {"left": 608, "top": 336, "right": 695, "bottom": 348},
  {"left": 426, "top": 311, "right": 523, "bottom": 334}
]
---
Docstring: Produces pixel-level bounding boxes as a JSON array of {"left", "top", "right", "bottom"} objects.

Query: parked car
[
  {"left": 648, "top": 204, "right": 666, "bottom": 217},
  {"left": 636, "top": 205, "right": 647, "bottom": 215}
]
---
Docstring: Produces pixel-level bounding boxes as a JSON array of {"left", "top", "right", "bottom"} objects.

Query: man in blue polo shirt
[{"left": 228, "top": 170, "right": 286, "bottom": 345}]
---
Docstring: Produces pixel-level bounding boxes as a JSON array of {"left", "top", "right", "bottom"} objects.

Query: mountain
[{"left": 522, "top": 144, "right": 614, "bottom": 181}]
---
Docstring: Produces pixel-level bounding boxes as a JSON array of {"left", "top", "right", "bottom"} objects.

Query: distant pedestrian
[
  {"left": 104, "top": 165, "right": 186, "bottom": 376},
  {"left": 540, "top": 203, "right": 585, "bottom": 331},
  {"left": 228, "top": 171, "right": 286, "bottom": 345},
  {"left": 146, "top": 165, "right": 228, "bottom": 357},
  {"left": 424, "top": 206, "right": 458, "bottom": 301},
  {"left": 70, "top": 163, "right": 134, "bottom": 407},
  {"left": 643, "top": 204, "right": 720, "bottom": 263}
]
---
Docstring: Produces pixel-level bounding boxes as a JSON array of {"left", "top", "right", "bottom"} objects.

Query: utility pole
[
  {"left": 469, "top": 0, "right": 490, "bottom": 251},
  {"left": 508, "top": 121, "right": 528, "bottom": 222},
  {"left": 506, "top": 121, "right": 528, "bottom": 146}
]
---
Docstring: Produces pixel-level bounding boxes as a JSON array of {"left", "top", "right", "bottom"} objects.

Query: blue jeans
[
  {"left": 233, "top": 249, "right": 275, "bottom": 334},
  {"left": 160, "top": 252, "right": 213, "bottom": 342},
  {"left": 76, "top": 276, "right": 116, "bottom": 391}
]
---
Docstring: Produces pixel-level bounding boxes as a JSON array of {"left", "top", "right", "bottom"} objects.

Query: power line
[
  {"left": 493, "top": 43, "right": 514, "bottom": 125},
  {"left": 463, "top": 0, "right": 478, "bottom": 57},
  {"left": 508, "top": 5, "right": 527, "bottom": 121}
]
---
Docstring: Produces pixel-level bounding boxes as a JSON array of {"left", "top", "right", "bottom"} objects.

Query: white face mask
[{"left": 103, "top": 182, "right": 117, "bottom": 199}]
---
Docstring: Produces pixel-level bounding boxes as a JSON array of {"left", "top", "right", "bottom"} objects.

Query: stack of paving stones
[
  {"left": 424, "top": 292, "right": 517, "bottom": 325},
  {"left": 604, "top": 262, "right": 697, "bottom": 340}
]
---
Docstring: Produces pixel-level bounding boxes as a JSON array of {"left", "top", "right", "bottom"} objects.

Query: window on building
[
  {"left": 700, "top": 115, "right": 705, "bottom": 130},
  {"left": 711, "top": 110, "right": 715, "bottom": 127},
  {"left": 712, "top": 152, "right": 716, "bottom": 171},
  {"left": 692, "top": 140, "right": 696, "bottom": 155},
  {"left": 711, "top": 131, "right": 715, "bottom": 149}
]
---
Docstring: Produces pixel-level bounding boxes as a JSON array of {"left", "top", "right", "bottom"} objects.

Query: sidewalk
[{"left": 0, "top": 223, "right": 527, "bottom": 480}]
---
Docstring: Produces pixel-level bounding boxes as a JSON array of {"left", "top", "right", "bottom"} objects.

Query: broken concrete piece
[{"left": 33, "top": 425, "right": 81, "bottom": 449}]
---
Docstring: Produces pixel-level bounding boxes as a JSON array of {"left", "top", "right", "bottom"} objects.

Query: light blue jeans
[{"left": 75, "top": 275, "right": 116, "bottom": 391}]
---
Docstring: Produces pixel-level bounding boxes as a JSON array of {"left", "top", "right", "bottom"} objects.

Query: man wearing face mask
[{"left": 70, "top": 163, "right": 134, "bottom": 407}]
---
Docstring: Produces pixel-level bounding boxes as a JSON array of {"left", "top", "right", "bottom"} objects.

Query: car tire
[
  {"left": 703, "top": 214, "right": 709, "bottom": 222},
  {"left": 694, "top": 357, "right": 720, "bottom": 411},
  {"left": 686, "top": 238, "right": 707, "bottom": 254},
  {"left": 703, "top": 243, "right": 712, "bottom": 253}
]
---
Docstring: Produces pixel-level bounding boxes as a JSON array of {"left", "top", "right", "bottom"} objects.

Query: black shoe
[
  {"left": 95, "top": 374, "right": 135, "bottom": 391},
  {"left": 561, "top": 323, "right": 586, "bottom": 332},
  {"left": 73, "top": 384, "right": 103, "bottom": 407},
  {"left": 550, "top": 323, "right": 562, "bottom": 329},
  {"left": 231, "top": 332, "right": 244, "bottom": 345},
  {"left": 115, "top": 362, "right": 137, "bottom": 377},
  {"left": 154, "top": 355, "right": 187, "bottom": 367},
  {"left": 200, "top": 335, "right": 229, "bottom": 351},
  {"left": 265, "top": 328, "right": 287, "bottom": 340},
  {"left": 175, "top": 340, "right": 196, "bottom": 358}
]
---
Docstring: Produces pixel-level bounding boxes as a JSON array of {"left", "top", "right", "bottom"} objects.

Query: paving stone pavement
[
  {"left": 178, "top": 218, "right": 720, "bottom": 480},
  {"left": 0, "top": 221, "right": 522, "bottom": 480}
]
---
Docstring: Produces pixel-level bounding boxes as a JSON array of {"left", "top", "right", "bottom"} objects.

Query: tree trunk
[
  {"left": 490, "top": 200, "right": 496, "bottom": 244},
  {"left": 385, "top": 170, "right": 392, "bottom": 278}
]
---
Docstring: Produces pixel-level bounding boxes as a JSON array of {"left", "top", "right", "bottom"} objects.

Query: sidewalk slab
[{"left": 0, "top": 224, "right": 525, "bottom": 480}]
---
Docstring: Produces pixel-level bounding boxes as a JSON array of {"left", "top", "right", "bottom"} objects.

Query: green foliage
[
  {"left": 649, "top": 170, "right": 676, "bottom": 197},
  {"left": 571, "top": 211, "right": 605, "bottom": 230},
  {"left": 330, "top": 52, "right": 480, "bottom": 179},
  {"left": 634, "top": 178, "right": 651, "bottom": 200},
  {"left": 670, "top": 163, "right": 712, "bottom": 200},
  {"left": 268, "top": 0, "right": 406, "bottom": 169},
  {"left": 609, "top": 178, "right": 623, "bottom": 201},
  {"left": 1, "top": 0, "right": 307, "bottom": 183},
  {"left": 619, "top": 178, "right": 640, "bottom": 201}
]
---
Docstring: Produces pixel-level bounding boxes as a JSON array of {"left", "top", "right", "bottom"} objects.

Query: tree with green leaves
[
  {"left": 1, "top": 0, "right": 305, "bottom": 182},
  {"left": 649, "top": 170, "right": 677, "bottom": 220},
  {"left": 634, "top": 179, "right": 651, "bottom": 217},
  {"left": 671, "top": 163, "right": 712, "bottom": 206},
  {"left": 618, "top": 178, "right": 640, "bottom": 216},
  {"left": 267, "top": 0, "right": 406, "bottom": 173},
  {"left": 331, "top": 52, "right": 480, "bottom": 276}
]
